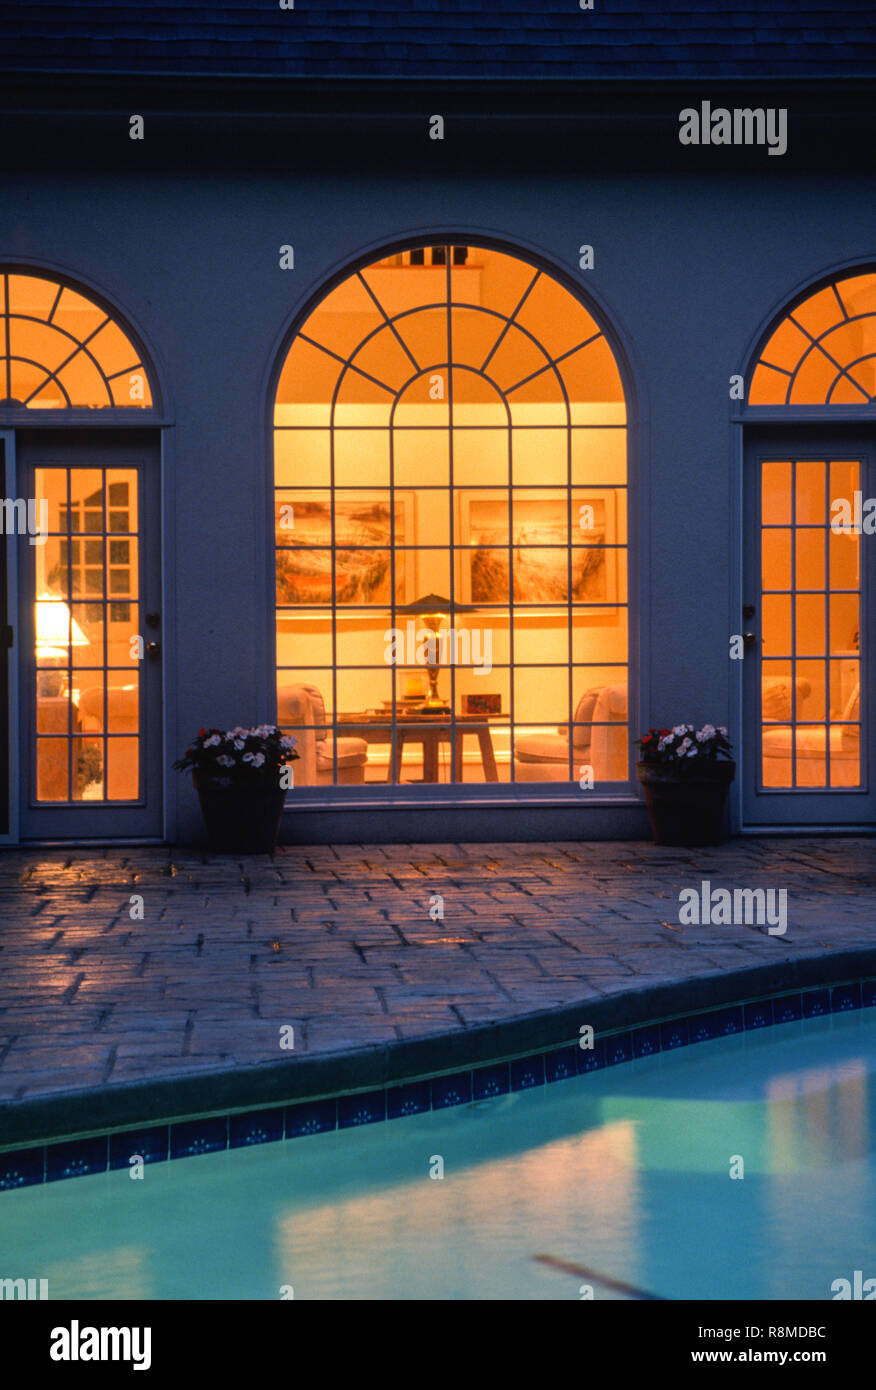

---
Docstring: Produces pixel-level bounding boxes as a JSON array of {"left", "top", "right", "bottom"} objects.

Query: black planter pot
[
  {"left": 193, "top": 775, "right": 287, "bottom": 854},
  {"left": 636, "top": 760, "right": 735, "bottom": 847}
]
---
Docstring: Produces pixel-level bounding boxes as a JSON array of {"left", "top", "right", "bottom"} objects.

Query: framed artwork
[
  {"left": 456, "top": 489, "right": 621, "bottom": 610},
  {"left": 275, "top": 493, "right": 416, "bottom": 605}
]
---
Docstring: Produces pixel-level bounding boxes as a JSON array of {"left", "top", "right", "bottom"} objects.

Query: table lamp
[{"left": 400, "top": 592, "right": 452, "bottom": 709}]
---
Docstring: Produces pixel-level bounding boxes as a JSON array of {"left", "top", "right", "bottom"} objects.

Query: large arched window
[
  {"left": 0, "top": 271, "right": 153, "bottom": 409},
  {"left": 749, "top": 271, "right": 876, "bottom": 405},
  {"left": 273, "top": 243, "right": 629, "bottom": 791}
]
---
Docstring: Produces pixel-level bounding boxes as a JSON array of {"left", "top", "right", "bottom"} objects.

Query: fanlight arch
[
  {"left": 0, "top": 270, "right": 153, "bottom": 409},
  {"left": 749, "top": 271, "right": 876, "bottom": 406},
  {"left": 272, "top": 241, "right": 630, "bottom": 791}
]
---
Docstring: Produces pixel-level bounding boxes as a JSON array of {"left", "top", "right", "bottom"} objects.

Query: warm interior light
[{"left": 35, "top": 595, "right": 89, "bottom": 658}]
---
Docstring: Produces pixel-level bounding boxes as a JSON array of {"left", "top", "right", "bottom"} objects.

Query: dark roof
[{"left": 0, "top": 0, "right": 874, "bottom": 81}]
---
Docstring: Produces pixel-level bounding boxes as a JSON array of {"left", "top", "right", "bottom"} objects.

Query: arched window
[
  {"left": 0, "top": 271, "right": 153, "bottom": 409},
  {"left": 273, "top": 243, "right": 629, "bottom": 790},
  {"left": 749, "top": 272, "right": 876, "bottom": 405}
]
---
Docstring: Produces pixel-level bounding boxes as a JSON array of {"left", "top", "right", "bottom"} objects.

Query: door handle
[
  {"left": 145, "top": 641, "right": 161, "bottom": 660},
  {"left": 742, "top": 604, "right": 755, "bottom": 620},
  {"left": 742, "top": 632, "right": 757, "bottom": 651}
]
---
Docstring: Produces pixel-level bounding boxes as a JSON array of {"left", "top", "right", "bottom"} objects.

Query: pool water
[{"left": 2, "top": 1010, "right": 874, "bottom": 1300}]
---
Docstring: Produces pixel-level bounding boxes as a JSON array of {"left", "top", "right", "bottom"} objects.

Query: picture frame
[
  {"left": 455, "top": 488, "right": 621, "bottom": 615},
  {"left": 275, "top": 491, "right": 417, "bottom": 606}
]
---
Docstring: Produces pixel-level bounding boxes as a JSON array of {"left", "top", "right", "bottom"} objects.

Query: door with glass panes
[
  {"left": 18, "top": 432, "right": 162, "bottom": 838},
  {"left": 742, "top": 431, "right": 875, "bottom": 825}
]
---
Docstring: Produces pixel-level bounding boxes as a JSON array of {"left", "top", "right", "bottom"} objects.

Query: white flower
[
  {"left": 216, "top": 754, "right": 234, "bottom": 767},
  {"left": 252, "top": 752, "right": 265, "bottom": 768},
  {"left": 203, "top": 734, "right": 221, "bottom": 748},
  {"left": 233, "top": 739, "right": 245, "bottom": 750},
  {"left": 242, "top": 752, "right": 255, "bottom": 762},
  {"left": 686, "top": 747, "right": 698, "bottom": 757},
  {"left": 678, "top": 737, "right": 693, "bottom": 753},
  {"left": 718, "top": 726, "right": 728, "bottom": 736},
  {"left": 671, "top": 724, "right": 687, "bottom": 737},
  {"left": 696, "top": 724, "right": 716, "bottom": 743}
]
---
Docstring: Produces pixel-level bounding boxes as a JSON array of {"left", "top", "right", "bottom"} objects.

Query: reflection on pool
[{"left": 2, "top": 1011, "right": 874, "bottom": 1300}]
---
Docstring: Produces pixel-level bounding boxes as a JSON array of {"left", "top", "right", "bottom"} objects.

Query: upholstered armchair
[
  {"left": 276, "top": 683, "right": 368, "bottom": 786},
  {"left": 514, "top": 683, "right": 629, "bottom": 783}
]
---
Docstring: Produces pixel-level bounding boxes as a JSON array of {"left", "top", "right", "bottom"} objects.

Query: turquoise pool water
[{"left": 2, "top": 1010, "right": 874, "bottom": 1300}]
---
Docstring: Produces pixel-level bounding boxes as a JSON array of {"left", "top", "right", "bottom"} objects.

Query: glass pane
[
  {"left": 107, "top": 471, "right": 137, "bottom": 532},
  {"left": 795, "top": 660, "right": 826, "bottom": 720},
  {"left": 796, "top": 595, "right": 825, "bottom": 655},
  {"left": 73, "top": 736, "right": 105, "bottom": 800},
  {"left": 276, "top": 611, "right": 333, "bottom": 669},
  {"left": 394, "top": 429, "right": 449, "bottom": 487},
  {"left": 829, "top": 527, "right": 860, "bottom": 590},
  {"left": 334, "top": 427, "right": 390, "bottom": 487},
  {"left": 514, "top": 612, "right": 568, "bottom": 664},
  {"left": 512, "top": 427, "right": 566, "bottom": 486},
  {"left": 830, "top": 659, "right": 859, "bottom": 720},
  {"left": 795, "top": 460, "right": 825, "bottom": 524},
  {"left": 762, "top": 528, "right": 791, "bottom": 590},
  {"left": 794, "top": 725, "right": 827, "bottom": 788},
  {"left": 106, "top": 738, "right": 138, "bottom": 800},
  {"left": 36, "top": 737, "right": 70, "bottom": 800},
  {"left": 794, "top": 529, "right": 824, "bottom": 590},
  {"left": 77, "top": 675, "right": 105, "bottom": 732},
  {"left": 453, "top": 428, "right": 508, "bottom": 487},
  {"left": 830, "top": 725, "right": 861, "bottom": 788},
  {"left": 274, "top": 430, "right": 331, "bottom": 488},
  {"left": 572, "top": 608, "right": 628, "bottom": 664},
  {"left": 761, "top": 660, "right": 793, "bottom": 721},
  {"left": 761, "top": 724, "right": 792, "bottom": 787},
  {"left": 829, "top": 594, "right": 860, "bottom": 655},
  {"left": 761, "top": 461, "right": 791, "bottom": 524},
  {"left": 761, "top": 594, "right": 792, "bottom": 657},
  {"left": 69, "top": 603, "right": 104, "bottom": 668},
  {"left": 571, "top": 428, "right": 627, "bottom": 486},
  {"left": 107, "top": 678, "right": 139, "bottom": 734}
]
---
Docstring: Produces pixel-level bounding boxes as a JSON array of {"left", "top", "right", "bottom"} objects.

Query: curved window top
[
  {"left": 274, "top": 243, "right": 625, "bottom": 428},
  {"left": 749, "top": 272, "right": 876, "bottom": 406},
  {"left": 0, "top": 271, "right": 153, "bottom": 410}
]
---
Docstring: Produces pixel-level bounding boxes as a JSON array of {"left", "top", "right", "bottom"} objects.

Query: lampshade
[
  {"left": 398, "top": 592, "right": 453, "bottom": 617},
  {"left": 36, "top": 596, "right": 89, "bottom": 657}
]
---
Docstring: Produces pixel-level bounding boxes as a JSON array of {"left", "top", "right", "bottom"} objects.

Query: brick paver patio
[{"left": 0, "top": 837, "right": 874, "bottom": 1116}]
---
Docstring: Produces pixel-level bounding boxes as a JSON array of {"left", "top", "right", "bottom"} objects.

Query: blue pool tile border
[{"left": 2, "top": 976, "right": 874, "bottom": 1190}]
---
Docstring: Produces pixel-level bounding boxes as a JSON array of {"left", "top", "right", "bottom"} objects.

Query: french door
[
  {"left": 17, "top": 432, "right": 163, "bottom": 838},
  {"left": 742, "top": 430, "right": 876, "bottom": 826}
]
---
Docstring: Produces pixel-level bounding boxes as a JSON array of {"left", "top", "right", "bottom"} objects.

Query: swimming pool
[{"left": 2, "top": 1008, "right": 874, "bottom": 1300}]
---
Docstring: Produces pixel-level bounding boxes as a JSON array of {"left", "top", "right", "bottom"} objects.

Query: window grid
[
  {"left": 0, "top": 271, "right": 153, "bottom": 410},
  {"left": 760, "top": 457, "right": 862, "bottom": 791},
  {"left": 274, "top": 244, "right": 629, "bottom": 788}
]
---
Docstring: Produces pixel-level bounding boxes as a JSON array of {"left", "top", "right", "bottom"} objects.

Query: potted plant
[
  {"left": 174, "top": 725, "right": 298, "bottom": 853},
  {"left": 635, "top": 724, "right": 734, "bottom": 846}
]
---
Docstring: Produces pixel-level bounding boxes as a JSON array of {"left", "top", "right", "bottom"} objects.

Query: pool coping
[{"left": 1, "top": 943, "right": 875, "bottom": 1186}]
